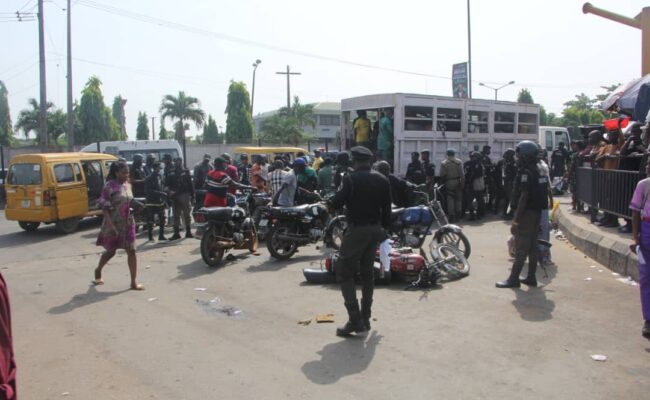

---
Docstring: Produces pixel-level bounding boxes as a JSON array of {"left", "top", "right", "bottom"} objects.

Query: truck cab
[{"left": 539, "top": 126, "right": 570, "bottom": 152}]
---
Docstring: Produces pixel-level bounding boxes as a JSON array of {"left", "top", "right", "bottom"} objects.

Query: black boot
[
  {"left": 169, "top": 226, "right": 181, "bottom": 241},
  {"left": 643, "top": 320, "right": 650, "bottom": 338},
  {"left": 185, "top": 226, "right": 194, "bottom": 238},
  {"left": 147, "top": 226, "right": 154, "bottom": 241},
  {"left": 158, "top": 225, "right": 167, "bottom": 241},
  {"left": 519, "top": 276, "right": 538, "bottom": 287},
  {"left": 336, "top": 301, "right": 367, "bottom": 337},
  {"left": 360, "top": 299, "right": 372, "bottom": 330}
]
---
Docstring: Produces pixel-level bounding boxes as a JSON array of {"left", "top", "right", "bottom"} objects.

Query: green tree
[
  {"left": 225, "top": 80, "right": 253, "bottom": 142},
  {"left": 78, "top": 76, "right": 120, "bottom": 144},
  {"left": 280, "top": 96, "right": 315, "bottom": 130},
  {"left": 112, "top": 95, "right": 127, "bottom": 140},
  {"left": 159, "top": 91, "right": 205, "bottom": 146},
  {"left": 202, "top": 114, "right": 221, "bottom": 144},
  {"left": 517, "top": 88, "right": 534, "bottom": 104},
  {"left": 0, "top": 81, "right": 12, "bottom": 146},
  {"left": 158, "top": 119, "right": 169, "bottom": 139},
  {"left": 260, "top": 114, "right": 304, "bottom": 146},
  {"left": 563, "top": 93, "right": 596, "bottom": 110},
  {"left": 14, "top": 98, "right": 67, "bottom": 144},
  {"left": 136, "top": 111, "right": 150, "bottom": 140}
]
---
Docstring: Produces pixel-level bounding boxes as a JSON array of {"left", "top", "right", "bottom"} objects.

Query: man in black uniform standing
[
  {"left": 144, "top": 162, "right": 167, "bottom": 241},
  {"left": 330, "top": 146, "right": 392, "bottom": 337},
  {"left": 497, "top": 148, "right": 517, "bottom": 219},
  {"left": 496, "top": 141, "right": 548, "bottom": 288},
  {"left": 405, "top": 152, "right": 425, "bottom": 185},
  {"left": 129, "top": 154, "right": 146, "bottom": 198},
  {"left": 480, "top": 145, "right": 495, "bottom": 212}
]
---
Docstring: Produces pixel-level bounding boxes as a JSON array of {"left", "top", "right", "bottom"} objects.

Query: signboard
[{"left": 452, "top": 62, "right": 468, "bottom": 99}]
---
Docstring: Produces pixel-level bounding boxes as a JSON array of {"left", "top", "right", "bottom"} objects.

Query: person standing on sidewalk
[
  {"left": 166, "top": 157, "right": 195, "bottom": 240},
  {"left": 329, "top": 146, "right": 391, "bottom": 337},
  {"left": 496, "top": 141, "right": 548, "bottom": 288},
  {"left": 629, "top": 160, "right": 650, "bottom": 338}
]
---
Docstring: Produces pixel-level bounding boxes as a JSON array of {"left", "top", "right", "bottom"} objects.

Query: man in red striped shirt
[{"left": 204, "top": 157, "right": 255, "bottom": 207}]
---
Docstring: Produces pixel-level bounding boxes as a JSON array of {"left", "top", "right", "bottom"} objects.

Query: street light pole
[
  {"left": 479, "top": 81, "right": 515, "bottom": 101},
  {"left": 251, "top": 59, "right": 261, "bottom": 117}
]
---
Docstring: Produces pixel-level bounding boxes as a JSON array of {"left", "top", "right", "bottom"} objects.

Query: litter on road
[
  {"left": 315, "top": 313, "right": 335, "bottom": 323},
  {"left": 298, "top": 319, "right": 312, "bottom": 326},
  {"left": 616, "top": 277, "right": 639, "bottom": 286},
  {"left": 591, "top": 354, "right": 607, "bottom": 362},
  {"left": 194, "top": 287, "right": 207, "bottom": 291},
  {"left": 147, "top": 297, "right": 158, "bottom": 302},
  {"left": 584, "top": 277, "right": 593, "bottom": 281}
]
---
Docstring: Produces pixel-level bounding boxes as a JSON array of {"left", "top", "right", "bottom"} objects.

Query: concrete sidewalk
[{"left": 556, "top": 195, "right": 639, "bottom": 281}]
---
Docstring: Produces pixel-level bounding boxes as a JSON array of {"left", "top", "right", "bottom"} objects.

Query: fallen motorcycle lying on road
[{"left": 303, "top": 241, "right": 470, "bottom": 288}]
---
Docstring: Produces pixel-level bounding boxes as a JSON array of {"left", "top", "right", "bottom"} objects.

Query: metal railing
[{"left": 575, "top": 166, "right": 641, "bottom": 218}]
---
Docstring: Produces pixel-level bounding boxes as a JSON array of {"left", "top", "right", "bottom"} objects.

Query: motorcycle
[
  {"left": 249, "top": 192, "right": 273, "bottom": 241},
  {"left": 265, "top": 195, "right": 330, "bottom": 260},
  {"left": 323, "top": 185, "right": 471, "bottom": 259},
  {"left": 302, "top": 241, "right": 470, "bottom": 287},
  {"left": 192, "top": 205, "right": 257, "bottom": 267}
]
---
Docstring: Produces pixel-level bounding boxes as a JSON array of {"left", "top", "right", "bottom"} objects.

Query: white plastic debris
[
  {"left": 590, "top": 265, "right": 596, "bottom": 269},
  {"left": 598, "top": 269, "right": 603, "bottom": 273},
  {"left": 145, "top": 265, "right": 151, "bottom": 269},
  {"left": 611, "top": 272, "right": 620, "bottom": 277},
  {"left": 61, "top": 392, "right": 70, "bottom": 396},
  {"left": 379, "top": 239, "right": 394, "bottom": 272},
  {"left": 147, "top": 297, "right": 158, "bottom": 302},
  {"left": 591, "top": 354, "right": 607, "bottom": 362},
  {"left": 584, "top": 277, "right": 593, "bottom": 281},
  {"left": 194, "top": 287, "right": 207, "bottom": 291},
  {"left": 616, "top": 277, "right": 639, "bottom": 286}
]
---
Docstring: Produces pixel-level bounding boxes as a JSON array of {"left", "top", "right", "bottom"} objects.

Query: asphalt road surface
[{"left": 1, "top": 212, "right": 649, "bottom": 399}]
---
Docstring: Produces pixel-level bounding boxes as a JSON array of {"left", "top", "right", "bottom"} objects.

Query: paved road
[{"left": 1, "top": 212, "right": 649, "bottom": 399}]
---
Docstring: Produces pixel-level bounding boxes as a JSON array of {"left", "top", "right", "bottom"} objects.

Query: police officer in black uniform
[
  {"left": 129, "top": 154, "right": 146, "bottom": 198},
  {"left": 496, "top": 141, "right": 549, "bottom": 288},
  {"left": 143, "top": 153, "right": 156, "bottom": 177},
  {"left": 480, "top": 145, "right": 495, "bottom": 212},
  {"left": 144, "top": 162, "right": 167, "bottom": 241},
  {"left": 330, "top": 146, "right": 392, "bottom": 337},
  {"left": 497, "top": 148, "right": 517, "bottom": 219}
]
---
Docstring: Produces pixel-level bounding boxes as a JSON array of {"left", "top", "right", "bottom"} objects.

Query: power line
[{"left": 75, "top": 0, "right": 451, "bottom": 81}]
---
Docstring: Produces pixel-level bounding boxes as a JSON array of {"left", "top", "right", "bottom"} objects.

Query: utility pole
[
  {"left": 276, "top": 65, "right": 301, "bottom": 110},
  {"left": 151, "top": 116, "right": 156, "bottom": 140},
  {"left": 66, "top": 0, "right": 73, "bottom": 150},
  {"left": 583, "top": 3, "right": 650, "bottom": 76},
  {"left": 467, "top": 0, "right": 472, "bottom": 99},
  {"left": 38, "top": 0, "right": 48, "bottom": 146}
]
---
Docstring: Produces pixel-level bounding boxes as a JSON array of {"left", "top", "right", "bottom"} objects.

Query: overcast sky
[{"left": 1, "top": 0, "right": 647, "bottom": 140}]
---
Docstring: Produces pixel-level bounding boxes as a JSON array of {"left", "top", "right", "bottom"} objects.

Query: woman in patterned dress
[{"left": 93, "top": 161, "right": 144, "bottom": 290}]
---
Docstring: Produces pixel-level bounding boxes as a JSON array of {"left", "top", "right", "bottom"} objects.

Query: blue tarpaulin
[{"left": 617, "top": 73, "right": 650, "bottom": 122}]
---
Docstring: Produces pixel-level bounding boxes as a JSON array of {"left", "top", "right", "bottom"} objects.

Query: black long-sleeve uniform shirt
[{"left": 330, "top": 166, "right": 392, "bottom": 229}]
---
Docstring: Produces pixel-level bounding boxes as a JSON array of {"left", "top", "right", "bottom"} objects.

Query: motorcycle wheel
[
  {"left": 266, "top": 224, "right": 298, "bottom": 260},
  {"left": 435, "top": 231, "right": 471, "bottom": 259},
  {"left": 200, "top": 227, "right": 225, "bottom": 267},
  {"left": 323, "top": 215, "right": 347, "bottom": 250},
  {"left": 431, "top": 243, "right": 470, "bottom": 276}
]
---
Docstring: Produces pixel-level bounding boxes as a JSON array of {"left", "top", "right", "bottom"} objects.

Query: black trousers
[
  {"left": 336, "top": 224, "right": 385, "bottom": 306},
  {"left": 146, "top": 205, "right": 166, "bottom": 231}
]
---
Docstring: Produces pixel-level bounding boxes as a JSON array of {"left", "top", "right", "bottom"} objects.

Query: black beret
[{"left": 350, "top": 146, "right": 373, "bottom": 159}]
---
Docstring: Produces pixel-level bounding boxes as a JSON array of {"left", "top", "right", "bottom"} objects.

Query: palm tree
[
  {"left": 261, "top": 114, "right": 303, "bottom": 146},
  {"left": 159, "top": 91, "right": 206, "bottom": 164},
  {"left": 15, "top": 98, "right": 63, "bottom": 143},
  {"left": 280, "top": 96, "right": 315, "bottom": 130}
]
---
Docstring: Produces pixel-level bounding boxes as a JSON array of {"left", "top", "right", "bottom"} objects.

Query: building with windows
[{"left": 253, "top": 102, "right": 341, "bottom": 140}]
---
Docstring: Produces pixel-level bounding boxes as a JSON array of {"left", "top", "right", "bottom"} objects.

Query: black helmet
[
  {"left": 132, "top": 153, "right": 144, "bottom": 163},
  {"left": 336, "top": 151, "right": 350, "bottom": 165},
  {"left": 146, "top": 153, "right": 156, "bottom": 161},
  {"left": 503, "top": 148, "right": 515, "bottom": 158},
  {"left": 515, "top": 140, "right": 539, "bottom": 163}
]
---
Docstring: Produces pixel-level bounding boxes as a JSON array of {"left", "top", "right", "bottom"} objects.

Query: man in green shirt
[
  {"left": 317, "top": 158, "right": 334, "bottom": 194},
  {"left": 378, "top": 109, "right": 394, "bottom": 164}
]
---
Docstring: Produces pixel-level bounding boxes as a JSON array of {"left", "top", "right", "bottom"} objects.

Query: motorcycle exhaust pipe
[
  {"left": 216, "top": 240, "right": 236, "bottom": 248},
  {"left": 276, "top": 234, "right": 311, "bottom": 244}
]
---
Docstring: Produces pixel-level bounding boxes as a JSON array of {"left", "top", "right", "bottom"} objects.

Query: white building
[{"left": 253, "top": 102, "right": 341, "bottom": 140}]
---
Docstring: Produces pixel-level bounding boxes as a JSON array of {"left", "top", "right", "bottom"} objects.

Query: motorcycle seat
[
  {"left": 270, "top": 204, "right": 310, "bottom": 216},
  {"left": 199, "top": 207, "right": 234, "bottom": 221}
]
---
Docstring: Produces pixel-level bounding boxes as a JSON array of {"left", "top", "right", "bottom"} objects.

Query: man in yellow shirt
[
  {"left": 312, "top": 149, "right": 324, "bottom": 171},
  {"left": 353, "top": 110, "right": 371, "bottom": 148}
]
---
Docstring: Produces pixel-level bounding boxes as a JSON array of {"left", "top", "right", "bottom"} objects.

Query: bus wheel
[
  {"left": 56, "top": 218, "right": 80, "bottom": 234},
  {"left": 18, "top": 221, "right": 40, "bottom": 232}
]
